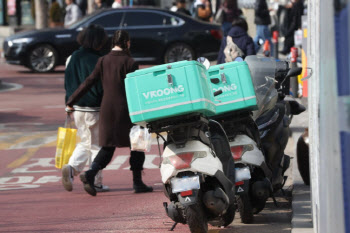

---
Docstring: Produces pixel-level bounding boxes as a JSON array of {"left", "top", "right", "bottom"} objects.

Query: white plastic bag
[
  {"left": 294, "top": 29, "right": 303, "bottom": 46},
  {"left": 130, "top": 125, "right": 152, "bottom": 152}
]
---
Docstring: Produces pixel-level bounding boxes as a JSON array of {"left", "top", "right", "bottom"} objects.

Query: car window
[
  {"left": 90, "top": 12, "right": 123, "bottom": 28},
  {"left": 124, "top": 12, "right": 176, "bottom": 27},
  {"left": 165, "top": 16, "right": 182, "bottom": 26}
]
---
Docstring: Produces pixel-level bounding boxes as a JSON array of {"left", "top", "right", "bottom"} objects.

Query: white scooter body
[
  {"left": 230, "top": 134, "right": 265, "bottom": 166},
  {"left": 160, "top": 140, "right": 223, "bottom": 184}
]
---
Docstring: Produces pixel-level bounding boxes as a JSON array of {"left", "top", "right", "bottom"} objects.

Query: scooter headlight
[{"left": 162, "top": 151, "right": 207, "bottom": 169}]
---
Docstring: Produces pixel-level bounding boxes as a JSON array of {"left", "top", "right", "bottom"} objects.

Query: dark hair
[
  {"left": 77, "top": 24, "right": 108, "bottom": 51},
  {"left": 112, "top": 30, "right": 131, "bottom": 56},
  {"left": 225, "top": 0, "right": 238, "bottom": 10},
  {"left": 231, "top": 17, "right": 248, "bottom": 32}
]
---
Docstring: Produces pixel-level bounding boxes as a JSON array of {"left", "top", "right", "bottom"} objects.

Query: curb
[
  {"left": 290, "top": 99, "right": 314, "bottom": 233},
  {"left": 291, "top": 183, "right": 314, "bottom": 233}
]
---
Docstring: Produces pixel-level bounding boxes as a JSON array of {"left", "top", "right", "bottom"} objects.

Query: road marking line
[
  {"left": 0, "top": 108, "right": 21, "bottom": 112},
  {"left": 7, "top": 147, "right": 39, "bottom": 168},
  {"left": 0, "top": 82, "right": 23, "bottom": 93},
  {"left": 0, "top": 132, "right": 48, "bottom": 150},
  {"left": 43, "top": 105, "right": 65, "bottom": 109},
  {"left": 10, "top": 134, "right": 57, "bottom": 149}
]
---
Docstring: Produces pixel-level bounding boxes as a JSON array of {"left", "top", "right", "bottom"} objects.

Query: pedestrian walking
[
  {"left": 62, "top": 25, "right": 109, "bottom": 193},
  {"left": 217, "top": 17, "right": 256, "bottom": 64},
  {"left": 253, "top": 0, "right": 273, "bottom": 55},
  {"left": 112, "top": 0, "right": 122, "bottom": 8},
  {"left": 76, "top": 0, "right": 87, "bottom": 16},
  {"left": 193, "top": 0, "right": 212, "bottom": 22},
  {"left": 175, "top": 0, "right": 191, "bottom": 16},
  {"left": 216, "top": 0, "right": 242, "bottom": 36},
  {"left": 281, "top": 0, "right": 304, "bottom": 54},
  {"left": 64, "top": 0, "right": 82, "bottom": 26},
  {"left": 93, "top": 0, "right": 107, "bottom": 10},
  {"left": 66, "top": 30, "right": 153, "bottom": 196},
  {"left": 133, "top": 0, "right": 156, "bottom": 6}
]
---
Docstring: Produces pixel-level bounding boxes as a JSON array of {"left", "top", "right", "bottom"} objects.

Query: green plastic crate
[
  {"left": 208, "top": 61, "right": 258, "bottom": 115},
  {"left": 125, "top": 61, "right": 216, "bottom": 124}
]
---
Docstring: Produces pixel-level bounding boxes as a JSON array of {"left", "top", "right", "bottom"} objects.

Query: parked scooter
[
  {"left": 148, "top": 112, "right": 236, "bottom": 232},
  {"left": 210, "top": 56, "right": 305, "bottom": 223},
  {"left": 125, "top": 59, "right": 237, "bottom": 233}
]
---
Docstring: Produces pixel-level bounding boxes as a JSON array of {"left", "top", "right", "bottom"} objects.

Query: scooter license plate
[{"left": 171, "top": 176, "right": 200, "bottom": 193}]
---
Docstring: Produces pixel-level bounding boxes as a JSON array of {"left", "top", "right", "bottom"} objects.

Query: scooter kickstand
[
  {"left": 169, "top": 222, "right": 178, "bottom": 231},
  {"left": 281, "top": 189, "right": 286, "bottom": 196},
  {"left": 272, "top": 195, "right": 279, "bottom": 207}
]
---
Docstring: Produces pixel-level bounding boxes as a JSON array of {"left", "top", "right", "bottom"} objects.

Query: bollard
[
  {"left": 290, "top": 47, "right": 299, "bottom": 97},
  {"left": 272, "top": 31, "right": 279, "bottom": 59},
  {"left": 263, "top": 40, "right": 271, "bottom": 57}
]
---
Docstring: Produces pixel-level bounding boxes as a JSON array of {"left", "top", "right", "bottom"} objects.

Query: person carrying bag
[{"left": 66, "top": 30, "right": 153, "bottom": 196}]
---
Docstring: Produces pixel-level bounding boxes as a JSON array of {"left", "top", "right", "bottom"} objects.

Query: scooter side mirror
[
  {"left": 197, "top": 57, "right": 210, "bottom": 70},
  {"left": 285, "top": 67, "right": 302, "bottom": 79}
]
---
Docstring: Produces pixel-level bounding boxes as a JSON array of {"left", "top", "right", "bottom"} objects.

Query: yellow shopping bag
[{"left": 55, "top": 115, "right": 77, "bottom": 169}]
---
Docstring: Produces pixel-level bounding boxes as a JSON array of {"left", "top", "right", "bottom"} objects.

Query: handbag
[
  {"left": 55, "top": 115, "right": 77, "bottom": 169},
  {"left": 130, "top": 125, "right": 152, "bottom": 152}
]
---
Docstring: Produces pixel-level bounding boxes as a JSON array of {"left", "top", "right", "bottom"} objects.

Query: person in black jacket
[
  {"left": 253, "top": 0, "right": 273, "bottom": 55},
  {"left": 176, "top": 0, "right": 191, "bottom": 16},
  {"left": 62, "top": 25, "right": 109, "bottom": 193},
  {"left": 281, "top": 0, "right": 304, "bottom": 54},
  {"left": 217, "top": 17, "right": 256, "bottom": 64}
]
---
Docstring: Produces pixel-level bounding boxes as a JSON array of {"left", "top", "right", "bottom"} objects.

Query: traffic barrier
[
  {"left": 263, "top": 40, "right": 271, "bottom": 57},
  {"left": 290, "top": 47, "right": 299, "bottom": 97},
  {"left": 272, "top": 31, "right": 279, "bottom": 59}
]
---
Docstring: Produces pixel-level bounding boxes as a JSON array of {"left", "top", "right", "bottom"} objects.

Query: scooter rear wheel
[
  {"left": 185, "top": 204, "right": 208, "bottom": 233},
  {"left": 221, "top": 203, "right": 236, "bottom": 227},
  {"left": 237, "top": 195, "right": 254, "bottom": 224}
]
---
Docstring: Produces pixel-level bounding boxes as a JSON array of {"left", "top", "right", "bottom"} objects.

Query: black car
[{"left": 3, "top": 7, "right": 223, "bottom": 72}]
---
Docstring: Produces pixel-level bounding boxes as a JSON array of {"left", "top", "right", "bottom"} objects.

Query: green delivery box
[
  {"left": 208, "top": 61, "right": 258, "bottom": 115},
  {"left": 125, "top": 61, "right": 216, "bottom": 124}
]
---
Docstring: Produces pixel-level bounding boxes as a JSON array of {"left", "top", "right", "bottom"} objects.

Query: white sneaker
[
  {"left": 94, "top": 185, "right": 110, "bottom": 192},
  {"left": 62, "top": 164, "right": 74, "bottom": 191}
]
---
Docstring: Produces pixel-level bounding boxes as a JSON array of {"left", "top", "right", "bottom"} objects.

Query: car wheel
[
  {"left": 297, "top": 128, "right": 310, "bottom": 185},
  {"left": 164, "top": 43, "right": 195, "bottom": 63},
  {"left": 28, "top": 44, "right": 58, "bottom": 72}
]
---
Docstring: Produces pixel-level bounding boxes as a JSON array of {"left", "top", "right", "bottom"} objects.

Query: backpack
[{"left": 224, "top": 36, "right": 244, "bottom": 62}]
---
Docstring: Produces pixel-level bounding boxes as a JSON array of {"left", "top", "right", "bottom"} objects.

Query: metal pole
[
  {"left": 290, "top": 47, "right": 298, "bottom": 97},
  {"left": 272, "top": 30, "right": 279, "bottom": 59}
]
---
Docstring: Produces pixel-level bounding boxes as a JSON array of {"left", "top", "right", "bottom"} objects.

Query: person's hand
[
  {"left": 65, "top": 105, "right": 74, "bottom": 114},
  {"left": 285, "top": 2, "right": 293, "bottom": 8}
]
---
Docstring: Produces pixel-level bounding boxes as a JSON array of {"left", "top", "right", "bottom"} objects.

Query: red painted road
[{"left": 0, "top": 62, "right": 227, "bottom": 232}]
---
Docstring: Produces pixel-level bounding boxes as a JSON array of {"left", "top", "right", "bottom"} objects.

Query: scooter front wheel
[{"left": 185, "top": 204, "right": 208, "bottom": 233}]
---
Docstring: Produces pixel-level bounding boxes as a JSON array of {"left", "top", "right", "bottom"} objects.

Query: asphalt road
[{"left": 0, "top": 60, "right": 292, "bottom": 233}]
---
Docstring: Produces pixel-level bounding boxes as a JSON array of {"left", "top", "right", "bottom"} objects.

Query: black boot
[
  {"left": 132, "top": 170, "right": 153, "bottom": 193},
  {"left": 80, "top": 162, "right": 100, "bottom": 196}
]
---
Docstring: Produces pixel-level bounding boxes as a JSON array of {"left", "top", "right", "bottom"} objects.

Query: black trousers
[{"left": 93, "top": 147, "right": 145, "bottom": 171}]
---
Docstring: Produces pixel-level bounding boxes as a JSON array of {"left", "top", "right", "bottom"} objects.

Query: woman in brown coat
[{"left": 66, "top": 30, "right": 153, "bottom": 196}]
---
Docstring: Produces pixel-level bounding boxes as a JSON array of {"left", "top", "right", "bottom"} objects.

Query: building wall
[{"left": 308, "top": 0, "right": 347, "bottom": 232}]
